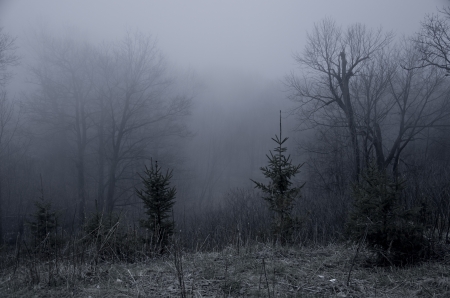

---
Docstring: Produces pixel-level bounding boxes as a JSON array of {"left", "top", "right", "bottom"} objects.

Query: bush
[
  {"left": 83, "top": 212, "right": 144, "bottom": 262},
  {"left": 347, "top": 164, "right": 429, "bottom": 266}
]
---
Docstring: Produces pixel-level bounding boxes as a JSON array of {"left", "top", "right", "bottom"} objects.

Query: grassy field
[{"left": 0, "top": 243, "right": 449, "bottom": 297}]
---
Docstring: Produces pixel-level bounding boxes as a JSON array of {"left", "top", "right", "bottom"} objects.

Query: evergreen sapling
[
  {"left": 136, "top": 160, "right": 176, "bottom": 252},
  {"left": 251, "top": 112, "right": 304, "bottom": 244},
  {"left": 28, "top": 178, "right": 57, "bottom": 251}
]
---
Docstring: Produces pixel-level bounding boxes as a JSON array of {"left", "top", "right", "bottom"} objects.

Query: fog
[
  {"left": 1, "top": 1, "right": 443, "bottom": 79},
  {"left": 0, "top": 0, "right": 449, "bottom": 242}
]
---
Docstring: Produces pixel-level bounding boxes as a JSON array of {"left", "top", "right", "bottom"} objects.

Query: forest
[{"left": 0, "top": 3, "right": 450, "bottom": 297}]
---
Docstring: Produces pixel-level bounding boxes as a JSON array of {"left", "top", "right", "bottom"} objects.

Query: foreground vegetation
[{"left": 0, "top": 242, "right": 448, "bottom": 297}]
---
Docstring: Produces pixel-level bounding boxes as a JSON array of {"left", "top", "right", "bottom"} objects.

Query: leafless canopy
[
  {"left": 286, "top": 18, "right": 393, "bottom": 179},
  {"left": 413, "top": 7, "right": 450, "bottom": 72},
  {"left": 287, "top": 17, "right": 450, "bottom": 181},
  {"left": 0, "top": 28, "right": 19, "bottom": 87},
  {"left": 287, "top": 18, "right": 393, "bottom": 120}
]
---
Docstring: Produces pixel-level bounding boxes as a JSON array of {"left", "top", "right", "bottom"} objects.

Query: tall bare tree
[
  {"left": 355, "top": 41, "right": 450, "bottom": 177},
  {"left": 350, "top": 49, "right": 396, "bottom": 170},
  {"left": 27, "top": 31, "right": 191, "bottom": 222},
  {"left": 0, "top": 28, "right": 18, "bottom": 87},
  {"left": 0, "top": 28, "right": 19, "bottom": 242},
  {"left": 385, "top": 42, "right": 450, "bottom": 178},
  {"left": 28, "top": 33, "right": 97, "bottom": 224},
  {"left": 97, "top": 32, "right": 191, "bottom": 213},
  {"left": 286, "top": 18, "right": 393, "bottom": 180},
  {"left": 413, "top": 7, "right": 450, "bottom": 73}
]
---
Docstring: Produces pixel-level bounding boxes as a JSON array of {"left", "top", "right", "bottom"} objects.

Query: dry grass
[{"left": 0, "top": 243, "right": 449, "bottom": 297}]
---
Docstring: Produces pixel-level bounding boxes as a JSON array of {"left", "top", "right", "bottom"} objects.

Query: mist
[{"left": 1, "top": 2, "right": 450, "bottom": 292}]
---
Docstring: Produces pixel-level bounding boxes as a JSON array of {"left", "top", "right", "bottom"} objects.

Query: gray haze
[
  {"left": 1, "top": 0, "right": 450, "bottom": 261},
  {"left": 0, "top": 1, "right": 444, "bottom": 79},
  {"left": 0, "top": 1, "right": 447, "bottom": 206}
]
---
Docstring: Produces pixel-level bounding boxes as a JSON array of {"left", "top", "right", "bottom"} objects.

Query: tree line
[
  {"left": 0, "top": 30, "right": 191, "bottom": 243},
  {"left": 0, "top": 8, "right": 449, "bottom": 266}
]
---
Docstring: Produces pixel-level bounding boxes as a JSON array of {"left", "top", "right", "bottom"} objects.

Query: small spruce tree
[
  {"left": 251, "top": 111, "right": 304, "bottom": 244},
  {"left": 28, "top": 179, "right": 57, "bottom": 250},
  {"left": 136, "top": 160, "right": 176, "bottom": 251},
  {"left": 347, "top": 163, "right": 428, "bottom": 265}
]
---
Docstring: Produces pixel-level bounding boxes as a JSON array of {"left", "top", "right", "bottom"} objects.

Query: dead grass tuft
[{"left": 0, "top": 242, "right": 448, "bottom": 297}]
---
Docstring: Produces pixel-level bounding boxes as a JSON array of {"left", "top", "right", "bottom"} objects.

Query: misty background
[{"left": 0, "top": 0, "right": 449, "bottom": 247}]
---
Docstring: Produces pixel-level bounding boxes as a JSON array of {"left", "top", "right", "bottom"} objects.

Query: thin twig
[
  {"left": 262, "top": 258, "right": 271, "bottom": 298},
  {"left": 173, "top": 239, "right": 186, "bottom": 298},
  {"left": 347, "top": 224, "right": 368, "bottom": 286},
  {"left": 127, "top": 269, "right": 140, "bottom": 296}
]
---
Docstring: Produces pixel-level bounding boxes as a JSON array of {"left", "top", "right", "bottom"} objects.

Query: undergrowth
[{"left": 0, "top": 239, "right": 449, "bottom": 297}]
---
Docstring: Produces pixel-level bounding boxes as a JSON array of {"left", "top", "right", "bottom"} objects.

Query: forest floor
[{"left": 0, "top": 243, "right": 449, "bottom": 297}]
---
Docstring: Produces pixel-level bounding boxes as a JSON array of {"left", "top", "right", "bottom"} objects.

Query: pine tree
[
  {"left": 347, "top": 163, "right": 428, "bottom": 265},
  {"left": 136, "top": 160, "right": 176, "bottom": 251},
  {"left": 251, "top": 111, "right": 304, "bottom": 244},
  {"left": 28, "top": 178, "right": 57, "bottom": 249}
]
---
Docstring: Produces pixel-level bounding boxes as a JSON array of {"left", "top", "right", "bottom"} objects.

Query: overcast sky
[{"left": 1, "top": 0, "right": 447, "bottom": 80}]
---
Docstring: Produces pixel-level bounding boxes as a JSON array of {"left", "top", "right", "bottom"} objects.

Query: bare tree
[
  {"left": 0, "top": 28, "right": 19, "bottom": 242},
  {"left": 27, "top": 30, "right": 191, "bottom": 222},
  {"left": 0, "top": 92, "right": 21, "bottom": 243},
  {"left": 384, "top": 43, "right": 450, "bottom": 178},
  {"left": 0, "top": 28, "right": 18, "bottom": 87},
  {"left": 286, "top": 18, "right": 393, "bottom": 180},
  {"left": 28, "top": 33, "right": 97, "bottom": 224},
  {"left": 413, "top": 7, "right": 450, "bottom": 72},
  {"left": 350, "top": 49, "right": 397, "bottom": 170},
  {"left": 97, "top": 32, "right": 191, "bottom": 213},
  {"left": 352, "top": 41, "right": 450, "bottom": 177},
  {"left": 288, "top": 18, "right": 450, "bottom": 181}
]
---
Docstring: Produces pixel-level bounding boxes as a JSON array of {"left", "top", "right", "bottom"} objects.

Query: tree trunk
[
  {"left": 76, "top": 155, "right": 86, "bottom": 225},
  {"left": 105, "top": 159, "right": 118, "bottom": 214},
  {"left": 373, "top": 122, "right": 385, "bottom": 171},
  {"left": 348, "top": 118, "right": 360, "bottom": 181},
  {"left": 340, "top": 51, "right": 360, "bottom": 181},
  {"left": 0, "top": 173, "right": 3, "bottom": 245},
  {"left": 96, "top": 114, "right": 106, "bottom": 212}
]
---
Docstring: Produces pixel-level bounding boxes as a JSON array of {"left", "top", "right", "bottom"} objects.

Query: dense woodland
[{"left": 1, "top": 8, "right": 450, "bottom": 271}]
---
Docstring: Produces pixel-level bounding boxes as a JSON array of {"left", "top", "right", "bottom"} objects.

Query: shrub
[{"left": 347, "top": 164, "right": 429, "bottom": 266}]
